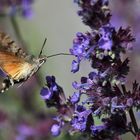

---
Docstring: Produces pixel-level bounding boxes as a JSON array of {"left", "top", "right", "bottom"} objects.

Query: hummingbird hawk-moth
[{"left": 0, "top": 32, "right": 48, "bottom": 93}]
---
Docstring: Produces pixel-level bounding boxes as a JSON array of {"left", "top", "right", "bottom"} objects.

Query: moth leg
[
  {"left": 9, "top": 78, "right": 14, "bottom": 86},
  {"left": 0, "top": 79, "right": 11, "bottom": 93},
  {"left": 0, "top": 78, "right": 14, "bottom": 93}
]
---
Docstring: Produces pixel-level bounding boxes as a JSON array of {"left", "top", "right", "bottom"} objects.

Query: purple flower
[
  {"left": 0, "top": 0, "right": 34, "bottom": 19},
  {"left": 17, "top": 123, "right": 35, "bottom": 139},
  {"left": 88, "top": 71, "right": 99, "bottom": 83},
  {"left": 22, "top": 0, "right": 33, "bottom": 19},
  {"left": 40, "top": 0, "right": 139, "bottom": 139},
  {"left": 40, "top": 87, "right": 52, "bottom": 100},
  {"left": 72, "top": 81, "right": 81, "bottom": 89},
  {"left": 72, "top": 80, "right": 92, "bottom": 91},
  {"left": 71, "top": 105, "right": 92, "bottom": 132},
  {"left": 45, "top": 76, "right": 58, "bottom": 92},
  {"left": 70, "top": 32, "right": 92, "bottom": 60},
  {"left": 51, "top": 124, "right": 61, "bottom": 136},
  {"left": 98, "top": 26, "right": 114, "bottom": 50},
  {"left": 40, "top": 76, "right": 66, "bottom": 108},
  {"left": 98, "top": 35, "right": 113, "bottom": 50},
  {"left": 88, "top": 71, "right": 98, "bottom": 80},
  {"left": 71, "top": 115, "right": 87, "bottom": 131},
  {"left": 126, "top": 98, "right": 133, "bottom": 107},
  {"left": 70, "top": 92, "right": 81, "bottom": 104},
  {"left": 74, "top": 0, "right": 111, "bottom": 29},
  {"left": 72, "top": 80, "right": 87, "bottom": 90},
  {"left": 71, "top": 60, "right": 79, "bottom": 73},
  {"left": 111, "top": 96, "right": 125, "bottom": 113}
]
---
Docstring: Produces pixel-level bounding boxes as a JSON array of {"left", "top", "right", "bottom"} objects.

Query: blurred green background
[{"left": 0, "top": 0, "right": 139, "bottom": 140}]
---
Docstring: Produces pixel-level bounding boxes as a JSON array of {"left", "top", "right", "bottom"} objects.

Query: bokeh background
[{"left": 0, "top": 0, "right": 139, "bottom": 140}]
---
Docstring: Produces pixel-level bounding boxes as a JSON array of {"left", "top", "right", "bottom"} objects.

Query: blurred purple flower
[
  {"left": 40, "top": 87, "right": 52, "bottom": 100},
  {"left": 21, "top": 0, "right": 33, "bottom": 19},
  {"left": 16, "top": 123, "right": 35, "bottom": 140},
  {"left": 51, "top": 124, "right": 61, "bottom": 136},
  {"left": 0, "top": 0, "right": 34, "bottom": 19}
]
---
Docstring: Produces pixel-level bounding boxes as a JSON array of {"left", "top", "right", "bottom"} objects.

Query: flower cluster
[
  {"left": 40, "top": 0, "right": 139, "bottom": 140},
  {"left": 74, "top": 0, "right": 111, "bottom": 29},
  {"left": 40, "top": 76, "right": 74, "bottom": 136},
  {"left": 0, "top": 0, "right": 34, "bottom": 18}
]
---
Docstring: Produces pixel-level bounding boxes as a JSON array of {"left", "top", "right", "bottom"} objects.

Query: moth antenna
[
  {"left": 47, "top": 53, "right": 73, "bottom": 58},
  {"left": 39, "top": 38, "right": 47, "bottom": 57}
]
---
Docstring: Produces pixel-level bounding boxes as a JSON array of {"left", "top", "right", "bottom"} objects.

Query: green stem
[{"left": 10, "top": 15, "right": 25, "bottom": 44}]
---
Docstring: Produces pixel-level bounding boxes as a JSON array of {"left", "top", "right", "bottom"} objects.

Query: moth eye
[{"left": 39, "top": 59, "right": 44, "bottom": 63}]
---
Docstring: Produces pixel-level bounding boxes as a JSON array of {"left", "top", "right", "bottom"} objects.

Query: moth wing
[
  {"left": 0, "top": 32, "right": 34, "bottom": 93},
  {"left": 0, "top": 51, "right": 31, "bottom": 81},
  {"left": 0, "top": 32, "right": 28, "bottom": 58}
]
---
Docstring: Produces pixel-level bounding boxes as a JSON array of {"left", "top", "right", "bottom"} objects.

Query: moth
[
  {"left": 0, "top": 32, "right": 71, "bottom": 93},
  {"left": 0, "top": 32, "right": 48, "bottom": 93}
]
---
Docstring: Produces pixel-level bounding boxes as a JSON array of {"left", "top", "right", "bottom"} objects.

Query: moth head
[{"left": 36, "top": 55, "right": 47, "bottom": 67}]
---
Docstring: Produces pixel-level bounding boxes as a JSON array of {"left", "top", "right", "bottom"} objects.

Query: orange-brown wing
[
  {"left": 0, "top": 51, "right": 28, "bottom": 80},
  {"left": 0, "top": 32, "right": 28, "bottom": 58}
]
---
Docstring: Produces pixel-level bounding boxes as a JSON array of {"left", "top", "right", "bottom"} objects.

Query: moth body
[{"left": 0, "top": 32, "right": 47, "bottom": 93}]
